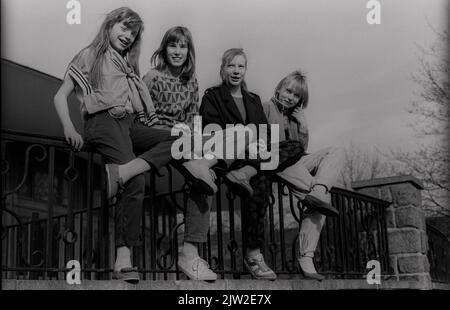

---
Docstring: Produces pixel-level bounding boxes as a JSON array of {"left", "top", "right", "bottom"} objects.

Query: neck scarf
[{"left": 109, "top": 48, "right": 154, "bottom": 114}]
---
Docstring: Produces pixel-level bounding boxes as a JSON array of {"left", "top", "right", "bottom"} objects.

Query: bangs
[
  {"left": 283, "top": 76, "right": 304, "bottom": 93},
  {"left": 121, "top": 17, "right": 142, "bottom": 33},
  {"left": 167, "top": 31, "right": 187, "bottom": 45},
  {"left": 290, "top": 79, "right": 304, "bottom": 96}
]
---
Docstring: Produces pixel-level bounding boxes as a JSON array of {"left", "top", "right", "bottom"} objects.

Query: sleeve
[
  {"left": 142, "top": 69, "right": 158, "bottom": 102},
  {"left": 297, "top": 128, "right": 309, "bottom": 151},
  {"left": 64, "top": 48, "right": 93, "bottom": 96},
  {"left": 184, "top": 75, "right": 200, "bottom": 129},
  {"left": 199, "top": 90, "right": 224, "bottom": 129},
  {"left": 292, "top": 116, "right": 309, "bottom": 151}
]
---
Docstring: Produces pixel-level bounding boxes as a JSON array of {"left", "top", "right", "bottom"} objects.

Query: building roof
[{"left": 1, "top": 58, "right": 83, "bottom": 137}]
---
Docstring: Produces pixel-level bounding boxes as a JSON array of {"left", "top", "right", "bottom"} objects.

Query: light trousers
[{"left": 277, "top": 146, "right": 345, "bottom": 255}]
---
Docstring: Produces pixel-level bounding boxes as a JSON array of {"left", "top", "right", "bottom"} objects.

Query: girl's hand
[
  {"left": 173, "top": 123, "right": 191, "bottom": 135},
  {"left": 292, "top": 107, "right": 306, "bottom": 123},
  {"left": 64, "top": 126, "right": 84, "bottom": 151},
  {"left": 292, "top": 107, "right": 308, "bottom": 131}
]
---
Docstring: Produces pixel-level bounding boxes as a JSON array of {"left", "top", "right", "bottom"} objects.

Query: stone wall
[{"left": 352, "top": 175, "right": 432, "bottom": 289}]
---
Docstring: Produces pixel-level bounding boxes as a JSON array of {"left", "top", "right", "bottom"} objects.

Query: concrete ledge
[
  {"left": 432, "top": 282, "right": 450, "bottom": 290},
  {"left": 2, "top": 279, "right": 446, "bottom": 290}
]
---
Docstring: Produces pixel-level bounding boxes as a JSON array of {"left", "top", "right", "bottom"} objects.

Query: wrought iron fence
[
  {"left": 427, "top": 224, "right": 450, "bottom": 283},
  {"left": 2, "top": 129, "right": 391, "bottom": 280}
]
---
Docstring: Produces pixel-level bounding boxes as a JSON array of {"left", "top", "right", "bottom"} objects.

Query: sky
[{"left": 1, "top": 0, "right": 447, "bottom": 152}]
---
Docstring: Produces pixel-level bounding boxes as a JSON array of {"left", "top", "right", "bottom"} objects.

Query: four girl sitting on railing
[{"left": 53, "top": 6, "right": 344, "bottom": 284}]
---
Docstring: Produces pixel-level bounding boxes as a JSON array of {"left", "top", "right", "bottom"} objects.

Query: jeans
[{"left": 84, "top": 111, "right": 177, "bottom": 247}]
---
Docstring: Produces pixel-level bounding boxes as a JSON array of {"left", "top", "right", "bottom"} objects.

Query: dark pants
[
  {"left": 84, "top": 111, "right": 177, "bottom": 248},
  {"left": 182, "top": 138, "right": 305, "bottom": 248},
  {"left": 241, "top": 140, "right": 304, "bottom": 250},
  {"left": 183, "top": 190, "right": 211, "bottom": 243}
]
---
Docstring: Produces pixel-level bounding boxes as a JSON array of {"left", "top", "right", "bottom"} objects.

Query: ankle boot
[
  {"left": 298, "top": 253, "right": 325, "bottom": 281},
  {"left": 225, "top": 165, "right": 257, "bottom": 196}
]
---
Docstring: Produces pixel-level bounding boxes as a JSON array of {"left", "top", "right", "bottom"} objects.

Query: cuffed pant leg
[
  {"left": 298, "top": 211, "right": 326, "bottom": 255},
  {"left": 184, "top": 191, "right": 213, "bottom": 243}
]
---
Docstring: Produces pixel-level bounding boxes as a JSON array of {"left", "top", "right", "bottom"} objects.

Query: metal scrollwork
[
  {"left": 1, "top": 159, "right": 10, "bottom": 175},
  {"left": 3, "top": 144, "right": 47, "bottom": 198},
  {"left": 61, "top": 229, "right": 78, "bottom": 244},
  {"left": 156, "top": 221, "right": 184, "bottom": 270},
  {"left": 63, "top": 167, "right": 79, "bottom": 182}
]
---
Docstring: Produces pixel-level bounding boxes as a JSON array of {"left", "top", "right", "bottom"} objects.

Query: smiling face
[
  {"left": 109, "top": 21, "right": 138, "bottom": 54},
  {"left": 277, "top": 79, "right": 302, "bottom": 109},
  {"left": 223, "top": 55, "right": 247, "bottom": 87},
  {"left": 166, "top": 39, "right": 188, "bottom": 69}
]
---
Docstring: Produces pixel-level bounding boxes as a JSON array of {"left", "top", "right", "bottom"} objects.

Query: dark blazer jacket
[
  {"left": 200, "top": 83, "right": 305, "bottom": 172},
  {"left": 199, "top": 83, "right": 269, "bottom": 129}
]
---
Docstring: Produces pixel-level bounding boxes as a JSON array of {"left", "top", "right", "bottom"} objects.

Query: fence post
[{"left": 352, "top": 175, "right": 432, "bottom": 289}]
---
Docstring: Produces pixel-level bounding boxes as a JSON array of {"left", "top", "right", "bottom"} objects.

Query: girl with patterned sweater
[{"left": 144, "top": 26, "right": 222, "bottom": 281}]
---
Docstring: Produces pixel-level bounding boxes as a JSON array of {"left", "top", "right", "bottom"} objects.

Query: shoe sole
[
  {"left": 112, "top": 270, "right": 140, "bottom": 284},
  {"left": 177, "top": 163, "right": 217, "bottom": 195},
  {"left": 177, "top": 263, "right": 218, "bottom": 281},
  {"left": 105, "top": 165, "right": 119, "bottom": 205},
  {"left": 243, "top": 260, "right": 277, "bottom": 281},
  {"left": 297, "top": 260, "right": 325, "bottom": 281},
  {"left": 303, "top": 195, "right": 339, "bottom": 217}
]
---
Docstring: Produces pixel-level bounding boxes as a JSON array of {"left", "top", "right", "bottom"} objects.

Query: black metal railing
[
  {"left": 2, "top": 129, "right": 392, "bottom": 280},
  {"left": 427, "top": 224, "right": 450, "bottom": 283}
]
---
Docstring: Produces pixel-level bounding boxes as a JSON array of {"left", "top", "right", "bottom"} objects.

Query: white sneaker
[{"left": 178, "top": 255, "right": 218, "bottom": 281}]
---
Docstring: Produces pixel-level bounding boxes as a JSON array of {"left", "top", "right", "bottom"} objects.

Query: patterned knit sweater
[{"left": 143, "top": 68, "right": 199, "bottom": 129}]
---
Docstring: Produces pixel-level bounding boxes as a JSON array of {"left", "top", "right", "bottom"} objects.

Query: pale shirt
[{"left": 65, "top": 47, "right": 156, "bottom": 119}]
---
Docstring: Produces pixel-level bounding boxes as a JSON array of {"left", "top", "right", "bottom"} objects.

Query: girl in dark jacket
[{"left": 200, "top": 48, "right": 277, "bottom": 280}]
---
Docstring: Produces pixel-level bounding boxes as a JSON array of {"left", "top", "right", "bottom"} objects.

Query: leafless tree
[
  {"left": 391, "top": 21, "right": 450, "bottom": 217},
  {"left": 340, "top": 141, "right": 394, "bottom": 189}
]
